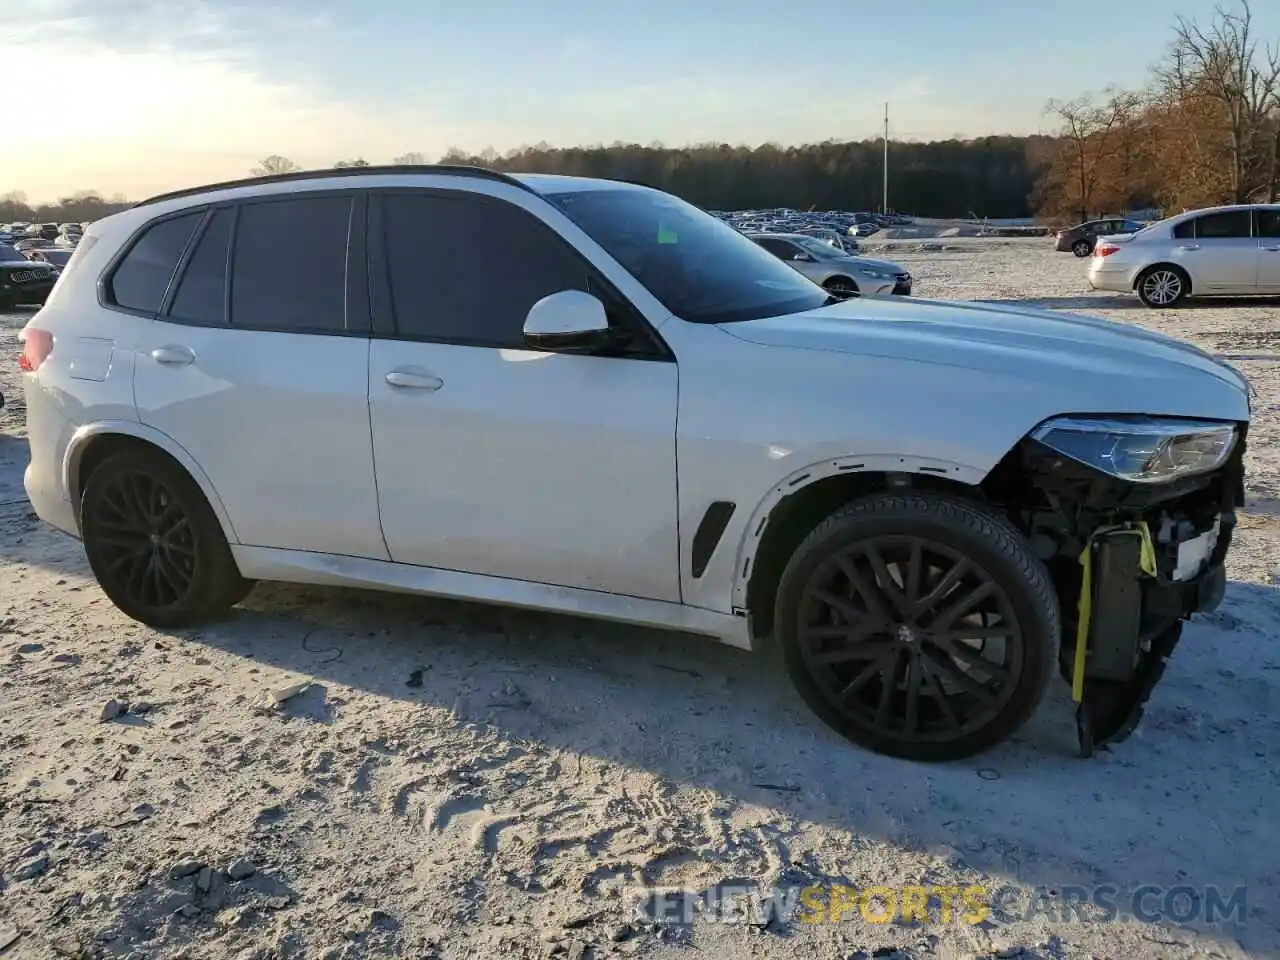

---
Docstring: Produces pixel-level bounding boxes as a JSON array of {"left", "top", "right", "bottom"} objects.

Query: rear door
[
  {"left": 130, "top": 193, "right": 387, "bottom": 559},
  {"left": 1172, "top": 210, "right": 1258, "bottom": 294},
  {"left": 1256, "top": 207, "right": 1280, "bottom": 293}
]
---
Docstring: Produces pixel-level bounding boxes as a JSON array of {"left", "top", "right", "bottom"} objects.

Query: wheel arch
[
  {"left": 732, "top": 454, "right": 990, "bottom": 640},
  {"left": 1132, "top": 261, "right": 1192, "bottom": 294},
  {"left": 822, "top": 275, "right": 858, "bottom": 291},
  {"left": 63, "top": 421, "right": 240, "bottom": 543}
]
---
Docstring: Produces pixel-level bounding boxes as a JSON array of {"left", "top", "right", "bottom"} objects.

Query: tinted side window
[
  {"left": 1193, "top": 211, "right": 1251, "bottom": 239},
  {"left": 1172, "top": 218, "right": 1196, "bottom": 240},
  {"left": 169, "top": 208, "right": 233, "bottom": 325},
  {"left": 231, "top": 197, "right": 351, "bottom": 331},
  {"left": 108, "top": 212, "right": 202, "bottom": 312},
  {"left": 1255, "top": 209, "right": 1280, "bottom": 238},
  {"left": 755, "top": 238, "right": 791, "bottom": 258},
  {"left": 382, "top": 193, "right": 590, "bottom": 347}
]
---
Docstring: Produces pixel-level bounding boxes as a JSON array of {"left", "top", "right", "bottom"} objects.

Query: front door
[{"left": 366, "top": 189, "right": 681, "bottom": 601}]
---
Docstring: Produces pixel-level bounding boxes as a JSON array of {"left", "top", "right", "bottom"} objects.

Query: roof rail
[{"left": 133, "top": 164, "right": 537, "bottom": 209}]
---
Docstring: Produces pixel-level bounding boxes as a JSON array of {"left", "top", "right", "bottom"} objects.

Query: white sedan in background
[{"left": 1088, "top": 204, "right": 1280, "bottom": 307}]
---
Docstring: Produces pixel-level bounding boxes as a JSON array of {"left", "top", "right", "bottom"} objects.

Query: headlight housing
[
  {"left": 859, "top": 268, "right": 894, "bottom": 280},
  {"left": 1031, "top": 415, "right": 1237, "bottom": 484}
]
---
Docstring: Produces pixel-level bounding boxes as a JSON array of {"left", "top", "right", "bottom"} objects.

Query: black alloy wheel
[
  {"left": 775, "top": 494, "right": 1058, "bottom": 761},
  {"left": 81, "top": 449, "right": 252, "bottom": 627}
]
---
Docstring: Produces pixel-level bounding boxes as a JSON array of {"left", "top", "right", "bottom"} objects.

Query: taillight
[
  {"left": 18, "top": 327, "right": 53, "bottom": 372},
  {"left": 1094, "top": 243, "right": 1120, "bottom": 258}
]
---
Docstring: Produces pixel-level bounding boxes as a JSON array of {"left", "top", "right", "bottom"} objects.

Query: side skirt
[{"left": 232, "top": 545, "right": 754, "bottom": 651}]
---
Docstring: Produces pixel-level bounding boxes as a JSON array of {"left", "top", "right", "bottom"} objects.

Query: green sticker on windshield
[{"left": 657, "top": 223, "right": 678, "bottom": 244}]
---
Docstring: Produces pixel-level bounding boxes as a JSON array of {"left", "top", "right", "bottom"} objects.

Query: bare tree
[
  {"left": 1158, "top": 0, "right": 1280, "bottom": 201},
  {"left": 393, "top": 152, "right": 428, "bottom": 165},
  {"left": 333, "top": 158, "right": 370, "bottom": 168},
  {"left": 251, "top": 155, "right": 301, "bottom": 176},
  {"left": 1042, "top": 89, "right": 1143, "bottom": 220}
]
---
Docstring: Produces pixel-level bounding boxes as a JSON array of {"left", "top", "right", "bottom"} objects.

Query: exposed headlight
[
  {"left": 859, "top": 269, "right": 894, "bottom": 280},
  {"left": 1031, "top": 415, "right": 1236, "bottom": 484}
]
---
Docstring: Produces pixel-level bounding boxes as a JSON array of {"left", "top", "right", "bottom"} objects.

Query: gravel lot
[{"left": 1, "top": 241, "right": 1277, "bottom": 960}]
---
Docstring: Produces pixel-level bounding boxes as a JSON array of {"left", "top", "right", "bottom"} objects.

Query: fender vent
[{"left": 691, "top": 501, "right": 736, "bottom": 579}]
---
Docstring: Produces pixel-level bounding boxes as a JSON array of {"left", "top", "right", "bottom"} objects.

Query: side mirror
[{"left": 523, "top": 290, "right": 614, "bottom": 353}]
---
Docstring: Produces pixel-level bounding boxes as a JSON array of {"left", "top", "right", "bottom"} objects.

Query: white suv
[
  {"left": 19, "top": 166, "right": 1250, "bottom": 761},
  {"left": 1088, "top": 204, "right": 1280, "bottom": 307}
]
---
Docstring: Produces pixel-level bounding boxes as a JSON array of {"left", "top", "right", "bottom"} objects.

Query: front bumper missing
[{"left": 1071, "top": 512, "right": 1235, "bottom": 757}]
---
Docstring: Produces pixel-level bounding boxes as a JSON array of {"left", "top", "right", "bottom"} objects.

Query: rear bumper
[
  {"left": 22, "top": 377, "right": 80, "bottom": 538},
  {"left": 1086, "top": 265, "right": 1132, "bottom": 292}
]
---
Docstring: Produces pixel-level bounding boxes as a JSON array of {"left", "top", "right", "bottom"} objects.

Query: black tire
[
  {"left": 774, "top": 493, "right": 1059, "bottom": 761},
  {"left": 1135, "top": 264, "right": 1189, "bottom": 308},
  {"left": 80, "top": 448, "right": 251, "bottom": 628},
  {"left": 1072, "top": 239, "right": 1092, "bottom": 257},
  {"left": 823, "top": 276, "right": 859, "bottom": 298}
]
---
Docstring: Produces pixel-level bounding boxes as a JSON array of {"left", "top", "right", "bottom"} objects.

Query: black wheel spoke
[
  {"left": 919, "top": 658, "right": 962, "bottom": 730},
  {"left": 921, "top": 647, "right": 996, "bottom": 703},
  {"left": 835, "top": 555, "right": 891, "bottom": 622},
  {"left": 902, "top": 654, "right": 922, "bottom": 735},
  {"left": 913, "top": 557, "right": 968, "bottom": 616},
  {"left": 798, "top": 531, "right": 1023, "bottom": 746},
  {"left": 862, "top": 542, "right": 912, "bottom": 619}
]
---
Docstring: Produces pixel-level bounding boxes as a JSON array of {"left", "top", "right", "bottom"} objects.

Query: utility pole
[{"left": 882, "top": 102, "right": 889, "bottom": 215}]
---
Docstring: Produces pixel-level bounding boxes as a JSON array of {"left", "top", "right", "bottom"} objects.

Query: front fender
[
  {"left": 62, "top": 420, "right": 240, "bottom": 543},
  {"left": 726, "top": 453, "right": 988, "bottom": 611}
]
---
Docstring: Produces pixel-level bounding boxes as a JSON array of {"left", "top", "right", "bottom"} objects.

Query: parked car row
[{"left": 0, "top": 243, "right": 61, "bottom": 310}]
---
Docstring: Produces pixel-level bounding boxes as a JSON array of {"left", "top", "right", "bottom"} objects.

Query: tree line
[{"left": 3, "top": 2, "right": 1273, "bottom": 227}]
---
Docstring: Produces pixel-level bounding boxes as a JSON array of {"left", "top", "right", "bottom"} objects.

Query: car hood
[{"left": 718, "top": 296, "right": 1249, "bottom": 419}]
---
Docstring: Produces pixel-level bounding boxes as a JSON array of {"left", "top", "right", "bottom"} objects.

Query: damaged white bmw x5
[{"left": 19, "top": 166, "right": 1250, "bottom": 760}]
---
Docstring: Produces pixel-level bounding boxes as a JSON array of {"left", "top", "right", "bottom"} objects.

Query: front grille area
[
  {"left": 893, "top": 273, "right": 912, "bottom": 295},
  {"left": 8, "top": 270, "right": 44, "bottom": 284}
]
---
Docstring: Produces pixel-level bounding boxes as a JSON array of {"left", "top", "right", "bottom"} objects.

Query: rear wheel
[
  {"left": 1072, "top": 239, "right": 1092, "bottom": 257},
  {"left": 81, "top": 448, "right": 251, "bottom": 628},
  {"left": 823, "top": 277, "right": 858, "bottom": 298},
  {"left": 774, "top": 494, "right": 1059, "bottom": 761},
  {"left": 1136, "top": 265, "right": 1188, "bottom": 308}
]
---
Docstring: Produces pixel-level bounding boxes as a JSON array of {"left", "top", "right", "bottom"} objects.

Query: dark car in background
[
  {"left": 26, "top": 248, "right": 73, "bottom": 272},
  {"left": 1055, "top": 217, "right": 1145, "bottom": 256},
  {"left": 0, "top": 243, "right": 58, "bottom": 310}
]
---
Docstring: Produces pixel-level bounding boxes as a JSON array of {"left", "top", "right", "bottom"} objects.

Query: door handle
[
  {"left": 1178, "top": 244, "right": 1200, "bottom": 251},
  {"left": 385, "top": 369, "right": 443, "bottom": 391},
  {"left": 1263, "top": 245, "right": 1280, "bottom": 252},
  {"left": 150, "top": 345, "right": 195, "bottom": 366}
]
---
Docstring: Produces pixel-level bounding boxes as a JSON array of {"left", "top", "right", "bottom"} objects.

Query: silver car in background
[
  {"left": 1088, "top": 204, "right": 1280, "bottom": 307},
  {"left": 748, "top": 232, "right": 911, "bottom": 297}
]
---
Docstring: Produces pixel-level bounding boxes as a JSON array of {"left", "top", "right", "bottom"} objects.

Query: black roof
[{"left": 134, "top": 164, "right": 537, "bottom": 209}]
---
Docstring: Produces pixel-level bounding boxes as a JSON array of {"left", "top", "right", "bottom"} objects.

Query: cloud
[{"left": 0, "top": 1, "right": 469, "bottom": 201}]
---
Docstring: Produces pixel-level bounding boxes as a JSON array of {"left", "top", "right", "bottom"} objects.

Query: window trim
[
  {"left": 97, "top": 206, "right": 209, "bottom": 319},
  {"left": 368, "top": 188, "right": 673, "bottom": 361},
  {"left": 1177, "top": 209, "right": 1255, "bottom": 241},
  {"left": 151, "top": 189, "right": 372, "bottom": 337}
]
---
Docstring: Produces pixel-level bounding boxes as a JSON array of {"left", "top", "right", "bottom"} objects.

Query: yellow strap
[
  {"left": 1071, "top": 521, "right": 1156, "bottom": 704},
  {"left": 1072, "top": 540, "right": 1093, "bottom": 703}
]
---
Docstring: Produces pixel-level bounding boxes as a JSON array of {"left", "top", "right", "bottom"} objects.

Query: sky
[{"left": 4, "top": 0, "right": 1278, "bottom": 202}]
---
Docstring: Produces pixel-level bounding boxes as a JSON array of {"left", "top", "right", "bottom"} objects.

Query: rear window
[{"left": 107, "top": 212, "right": 203, "bottom": 313}]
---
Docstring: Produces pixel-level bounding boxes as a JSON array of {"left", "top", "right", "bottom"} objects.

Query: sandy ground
[{"left": 1, "top": 242, "right": 1278, "bottom": 960}]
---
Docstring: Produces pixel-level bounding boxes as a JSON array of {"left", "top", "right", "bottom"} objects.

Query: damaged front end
[{"left": 986, "top": 415, "right": 1247, "bottom": 757}]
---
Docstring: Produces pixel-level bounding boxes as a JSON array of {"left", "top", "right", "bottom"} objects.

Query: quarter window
[
  {"left": 230, "top": 197, "right": 351, "bottom": 331},
  {"left": 108, "top": 212, "right": 203, "bottom": 313},
  {"left": 169, "top": 208, "right": 233, "bottom": 325},
  {"left": 380, "top": 193, "right": 592, "bottom": 347}
]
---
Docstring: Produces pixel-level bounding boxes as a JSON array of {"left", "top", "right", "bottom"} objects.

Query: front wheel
[
  {"left": 81, "top": 448, "right": 252, "bottom": 628},
  {"left": 823, "top": 277, "right": 859, "bottom": 298},
  {"left": 1136, "top": 265, "right": 1188, "bottom": 308},
  {"left": 773, "top": 494, "right": 1059, "bottom": 761}
]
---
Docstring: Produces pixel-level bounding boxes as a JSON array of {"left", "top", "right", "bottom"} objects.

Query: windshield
[
  {"left": 547, "top": 188, "right": 830, "bottom": 323},
  {"left": 0, "top": 244, "right": 25, "bottom": 262},
  {"left": 793, "top": 235, "right": 846, "bottom": 259}
]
